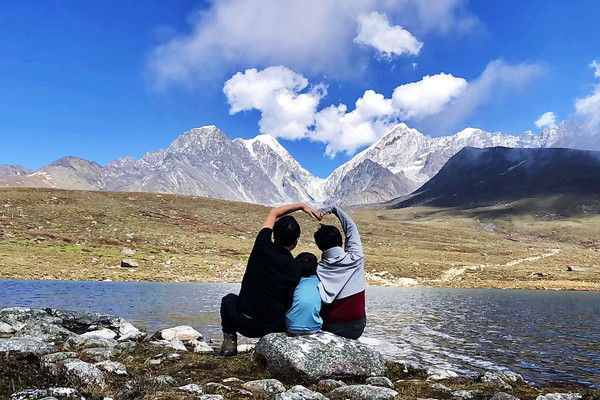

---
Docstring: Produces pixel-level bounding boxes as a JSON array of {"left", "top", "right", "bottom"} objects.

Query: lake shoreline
[{"left": 2, "top": 276, "right": 600, "bottom": 292}]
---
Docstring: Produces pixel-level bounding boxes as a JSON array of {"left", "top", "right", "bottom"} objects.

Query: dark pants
[
  {"left": 322, "top": 317, "right": 366, "bottom": 340},
  {"left": 220, "top": 293, "right": 285, "bottom": 338}
]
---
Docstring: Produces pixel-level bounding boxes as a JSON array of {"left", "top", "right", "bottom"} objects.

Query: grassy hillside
[{"left": 1, "top": 188, "right": 599, "bottom": 290}]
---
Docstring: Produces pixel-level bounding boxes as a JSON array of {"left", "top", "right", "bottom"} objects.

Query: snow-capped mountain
[
  {"left": 322, "top": 122, "right": 568, "bottom": 205},
  {"left": 0, "top": 121, "right": 583, "bottom": 206},
  {"left": 0, "top": 126, "right": 323, "bottom": 205}
]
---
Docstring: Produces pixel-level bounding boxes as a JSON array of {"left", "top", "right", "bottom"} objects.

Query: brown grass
[{"left": 0, "top": 188, "right": 598, "bottom": 290}]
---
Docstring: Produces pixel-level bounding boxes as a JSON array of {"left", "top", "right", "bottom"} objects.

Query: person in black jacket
[{"left": 218, "top": 203, "right": 322, "bottom": 356}]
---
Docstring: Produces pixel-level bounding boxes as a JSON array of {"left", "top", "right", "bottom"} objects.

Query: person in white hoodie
[{"left": 314, "top": 205, "right": 366, "bottom": 340}]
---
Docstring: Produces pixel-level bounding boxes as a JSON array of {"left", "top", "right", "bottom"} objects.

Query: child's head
[
  {"left": 296, "top": 252, "right": 318, "bottom": 277},
  {"left": 313, "top": 224, "right": 343, "bottom": 252}
]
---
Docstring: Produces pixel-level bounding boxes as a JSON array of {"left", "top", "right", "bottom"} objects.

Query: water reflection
[{"left": 0, "top": 280, "right": 598, "bottom": 387}]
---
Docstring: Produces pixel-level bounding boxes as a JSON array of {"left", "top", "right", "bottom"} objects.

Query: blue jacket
[{"left": 285, "top": 275, "right": 323, "bottom": 332}]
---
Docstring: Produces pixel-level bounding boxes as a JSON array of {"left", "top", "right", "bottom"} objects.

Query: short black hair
[
  {"left": 313, "top": 224, "right": 343, "bottom": 252},
  {"left": 296, "top": 252, "right": 318, "bottom": 277},
  {"left": 273, "top": 215, "right": 301, "bottom": 247}
]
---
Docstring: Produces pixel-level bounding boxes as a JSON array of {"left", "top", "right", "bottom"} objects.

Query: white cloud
[
  {"left": 392, "top": 73, "right": 467, "bottom": 119},
  {"left": 225, "top": 67, "right": 467, "bottom": 156},
  {"left": 535, "top": 112, "right": 557, "bottom": 129},
  {"left": 223, "top": 66, "right": 326, "bottom": 139},
  {"left": 354, "top": 12, "right": 422, "bottom": 59},
  {"left": 591, "top": 60, "right": 600, "bottom": 78},
  {"left": 575, "top": 85, "right": 600, "bottom": 129},
  {"left": 148, "top": 0, "right": 479, "bottom": 86}
]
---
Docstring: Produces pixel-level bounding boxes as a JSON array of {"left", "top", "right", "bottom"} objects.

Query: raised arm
[
  {"left": 321, "top": 205, "right": 363, "bottom": 256},
  {"left": 262, "top": 203, "right": 321, "bottom": 229}
]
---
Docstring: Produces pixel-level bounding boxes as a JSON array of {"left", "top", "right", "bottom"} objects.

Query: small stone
[
  {"left": 157, "top": 325, "right": 202, "bottom": 341},
  {"left": 121, "top": 247, "right": 135, "bottom": 255},
  {"left": 318, "top": 379, "right": 347, "bottom": 391},
  {"left": 536, "top": 394, "right": 582, "bottom": 400},
  {"left": 365, "top": 376, "right": 394, "bottom": 389},
  {"left": 275, "top": 385, "right": 329, "bottom": 400},
  {"left": 491, "top": 392, "right": 521, "bottom": 400},
  {"left": 95, "top": 360, "right": 128, "bottom": 376},
  {"left": 155, "top": 375, "right": 176, "bottom": 385},
  {"left": 191, "top": 339, "right": 214, "bottom": 353},
  {"left": 429, "top": 383, "right": 452, "bottom": 392},
  {"left": 82, "top": 328, "right": 117, "bottom": 340},
  {"left": 426, "top": 368, "right": 459, "bottom": 381},
  {"left": 222, "top": 377, "right": 244, "bottom": 383},
  {"left": 206, "top": 383, "right": 252, "bottom": 397},
  {"left": 243, "top": 379, "right": 286, "bottom": 395},
  {"left": 567, "top": 266, "right": 586, "bottom": 272},
  {"left": 120, "top": 259, "right": 139, "bottom": 268},
  {"left": 331, "top": 384, "right": 398, "bottom": 400},
  {"left": 0, "top": 321, "right": 16, "bottom": 335},
  {"left": 170, "top": 338, "right": 188, "bottom": 351},
  {"left": 481, "top": 372, "right": 513, "bottom": 391},
  {"left": 64, "top": 360, "right": 106, "bottom": 386},
  {"left": 453, "top": 390, "right": 477, "bottom": 399},
  {"left": 178, "top": 384, "right": 204, "bottom": 395},
  {"left": 197, "top": 396, "right": 224, "bottom": 400}
]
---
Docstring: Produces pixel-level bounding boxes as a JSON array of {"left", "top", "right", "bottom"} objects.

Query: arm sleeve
[
  {"left": 253, "top": 227, "right": 273, "bottom": 248},
  {"left": 329, "top": 206, "right": 363, "bottom": 257}
]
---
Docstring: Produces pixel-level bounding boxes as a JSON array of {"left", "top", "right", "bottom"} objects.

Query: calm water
[{"left": 0, "top": 279, "right": 598, "bottom": 387}]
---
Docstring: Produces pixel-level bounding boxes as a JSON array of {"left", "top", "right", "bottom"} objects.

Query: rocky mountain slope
[
  {"left": 0, "top": 165, "right": 32, "bottom": 177},
  {"left": 0, "top": 122, "right": 585, "bottom": 206},
  {"left": 393, "top": 146, "right": 600, "bottom": 208}
]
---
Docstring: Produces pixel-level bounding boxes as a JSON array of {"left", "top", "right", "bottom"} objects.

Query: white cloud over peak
[
  {"left": 575, "top": 85, "right": 600, "bottom": 129},
  {"left": 354, "top": 12, "right": 423, "bottom": 59},
  {"left": 223, "top": 66, "right": 326, "bottom": 140},
  {"left": 534, "top": 112, "right": 556, "bottom": 129},
  {"left": 224, "top": 66, "right": 490, "bottom": 157},
  {"left": 392, "top": 73, "right": 467, "bottom": 119},
  {"left": 591, "top": 60, "right": 600, "bottom": 78},
  {"left": 148, "top": 0, "right": 479, "bottom": 86}
]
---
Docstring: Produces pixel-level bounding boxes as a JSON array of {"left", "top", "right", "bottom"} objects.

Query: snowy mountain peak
[{"left": 167, "top": 126, "right": 227, "bottom": 154}]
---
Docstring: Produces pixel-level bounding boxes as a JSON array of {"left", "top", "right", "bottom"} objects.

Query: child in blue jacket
[{"left": 285, "top": 252, "right": 323, "bottom": 335}]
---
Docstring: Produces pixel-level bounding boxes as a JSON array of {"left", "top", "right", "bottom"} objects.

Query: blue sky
[{"left": 1, "top": 1, "right": 599, "bottom": 178}]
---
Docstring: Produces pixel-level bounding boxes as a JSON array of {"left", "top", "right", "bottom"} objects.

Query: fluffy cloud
[
  {"left": 148, "top": 0, "right": 479, "bottom": 86},
  {"left": 575, "top": 85, "right": 600, "bottom": 129},
  {"left": 535, "top": 112, "right": 557, "bottom": 129},
  {"left": 223, "top": 66, "right": 326, "bottom": 139},
  {"left": 392, "top": 73, "right": 467, "bottom": 119},
  {"left": 225, "top": 66, "right": 469, "bottom": 156},
  {"left": 354, "top": 12, "right": 423, "bottom": 59},
  {"left": 591, "top": 60, "right": 600, "bottom": 78}
]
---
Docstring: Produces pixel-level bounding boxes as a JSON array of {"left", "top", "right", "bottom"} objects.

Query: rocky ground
[
  {"left": 0, "top": 188, "right": 599, "bottom": 290},
  {"left": 1, "top": 306, "right": 598, "bottom": 400}
]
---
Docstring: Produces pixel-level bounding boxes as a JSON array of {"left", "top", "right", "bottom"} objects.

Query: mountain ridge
[{"left": 0, "top": 122, "right": 587, "bottom": 206}]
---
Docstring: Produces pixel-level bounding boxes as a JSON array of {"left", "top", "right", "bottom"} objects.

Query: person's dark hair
[
  {"left": 313, "top": 224, "right": 343, "bottom": 252},
  {"left": 273, "top": 215, "right": 301, "bottom": 247},
  {"left": 296, "top": 252, "right": 318, "bottom": 277}
]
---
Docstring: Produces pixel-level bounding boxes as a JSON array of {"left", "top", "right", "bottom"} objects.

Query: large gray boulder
[
  {"left": 0, "top": 337, "right": 54, "bottom": 355},
  {"left": 14, "top": 321, "right": 76, "bottom": 343},
  {"left": 0, "top": 307, "right": 62, "bottom": 331},
  {"left": 63, "top": 360, "right": 106, "bottom": 387},
  {"left": 254, "top": 332, "right": 386, "bottom": 381}
]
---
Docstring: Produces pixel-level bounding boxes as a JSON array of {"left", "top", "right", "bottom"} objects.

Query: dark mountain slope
[{"left": 394, "top": 147, "right": 600, "bottom": 208}]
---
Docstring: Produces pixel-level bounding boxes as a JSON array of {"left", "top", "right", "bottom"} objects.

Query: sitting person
[
  {"left": 218, "top": 203, "right": 321, "bottom": 356},
  {"left": 314, "top": 205, "right": 366, "bottom": 340},
  {"left": 285, "top": 252, "right": 323, "bottom": 335}
]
